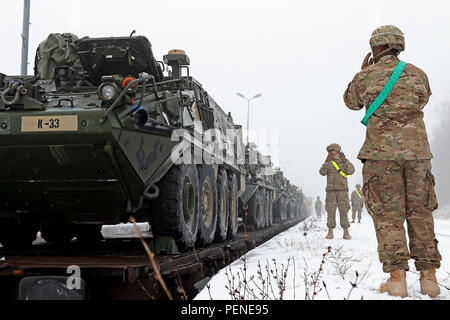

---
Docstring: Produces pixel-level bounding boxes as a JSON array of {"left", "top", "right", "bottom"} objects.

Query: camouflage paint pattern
[
  {"left": 344, "top": 54, "right": 433, "bottom": 161},
  {"left": 325, "top": 190, "right": 351, "bottom": 229},
  {"left": 362, "top": 159, "right": 441, "bottom": 272}
]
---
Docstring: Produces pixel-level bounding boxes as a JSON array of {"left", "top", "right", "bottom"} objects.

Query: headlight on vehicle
[{"left": 98, "top": 83, "right": 120, "bottom": 102}]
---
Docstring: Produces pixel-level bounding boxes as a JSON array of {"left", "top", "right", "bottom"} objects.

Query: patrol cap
[
  {"left": 326, "top": 143, "right": 341, "bottom": 153},
  {"left": 370, "top": 25, "right": 405, "bottom": 52}
]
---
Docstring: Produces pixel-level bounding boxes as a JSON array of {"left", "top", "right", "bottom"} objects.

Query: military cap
[
  {"left": 370, "top": 25, "right": 405, "bottom": 52},
  {"left": 326, "top": 143, "right": 341, "bottom": 152}
]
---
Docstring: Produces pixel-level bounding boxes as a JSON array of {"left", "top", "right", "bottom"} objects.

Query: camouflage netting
[
  {"left": 370, "top": 25, "right": 405, "bottom": 52},
  {"left": 34, "top": 33, "right": 86, "bottom": 79}
]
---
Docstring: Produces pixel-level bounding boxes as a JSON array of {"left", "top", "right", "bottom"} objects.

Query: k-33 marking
[{"left": 21, "top": 115, "right": 78, "bottom": 132}]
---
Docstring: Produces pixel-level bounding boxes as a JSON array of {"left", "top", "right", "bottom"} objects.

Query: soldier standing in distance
[
  {"left": 315, "top": 196, "right": 323, "bottom": 218},
  {"left": 344, "top": 25, "right": 441, "bottom": 298},
  {"left": 351, "top": 184, "right": 364, "bottom": 223},
  {"left": 319, "top": 144, "right": 355, "bottom": 240}
]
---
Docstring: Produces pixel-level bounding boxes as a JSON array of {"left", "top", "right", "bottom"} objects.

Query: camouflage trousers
[
  {"left": 315, "top": 208, "right": 322, "bottom": 218},
  {"left": 362, "top": 159, "right": 442, "bottom": 272},
  {"left": 351, "top": 205, "right": 363, "bottom": 221},
  {"left": 325, "top": 191, "right": 350, "bottom": 229}
]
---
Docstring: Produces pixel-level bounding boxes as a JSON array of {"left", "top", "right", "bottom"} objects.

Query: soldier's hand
[{"left": 361, "top": 52, "right": 374, "bottom": 70}]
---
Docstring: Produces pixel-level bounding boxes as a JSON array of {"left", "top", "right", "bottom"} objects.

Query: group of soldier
[
  {"left": 315, "top": 180, "right": 364, "bottom": 225},
  {"left": 313, "top": 25, "right": 442, "bottom": 298}
]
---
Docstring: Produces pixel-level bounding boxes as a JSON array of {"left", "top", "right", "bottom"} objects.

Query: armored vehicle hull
[{"left": 0, "top": 34, "right": 304, "bottom": 251}]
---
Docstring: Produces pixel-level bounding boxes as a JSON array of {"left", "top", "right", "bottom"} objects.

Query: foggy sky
[{"left": 1, "top": 0, "right": 449, "bottom": 201}]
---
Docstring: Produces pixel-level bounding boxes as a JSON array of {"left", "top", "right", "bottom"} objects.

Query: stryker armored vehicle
[
  {"left": 0, "top": 33, "right": 305, "bottom": 251},
  {"left": 272, "top": 168, "right": 293, "bottom": 222},
  {"left": 290, "top": 185, "right": 306, "bottom": 220},
  {"left": 239, "top": 143, "right": 276, "bottom": 231},
  {"left": 0, "top": 34, "right": 247, "bottom": 249}
]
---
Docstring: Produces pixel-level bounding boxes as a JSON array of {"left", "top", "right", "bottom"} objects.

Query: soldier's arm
[
  {"left": 345, "top": 160, "right": 356, "bottom": 175},
  {"left": 343, "top": 72, "right": 364, "bottom": 110},
  {"left": 319, "top": 163, "right": 328, "bottom": 176},
  {"left": 416, "top": 67, "right": 432, "bottom": 109}
]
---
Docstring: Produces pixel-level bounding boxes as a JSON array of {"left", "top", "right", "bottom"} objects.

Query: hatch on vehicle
[{"left": 76, "top": 36, "right": 164, "bottom": 85}]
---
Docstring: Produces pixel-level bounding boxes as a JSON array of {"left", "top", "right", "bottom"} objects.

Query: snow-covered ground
[{"left": 195, "top": 211, "right": 450, "bottom": 300}]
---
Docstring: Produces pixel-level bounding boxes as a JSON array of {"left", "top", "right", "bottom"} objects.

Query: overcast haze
[{"left": 1, "top": 0, "right": 450, "bottom": 202}]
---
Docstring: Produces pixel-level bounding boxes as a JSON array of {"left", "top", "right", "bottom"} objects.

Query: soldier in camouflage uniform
[
  {"left": 315, "top": 196, "right": 323, "bottom": 218},
  {"left": 344, "top": 25, "right": 441, "bottom": 298},
  {"left": 350, "top": 184, "right": 364, "bottom": 223},
  {"left": 319, "top": 144, "right": 355, "bottom": 240}
]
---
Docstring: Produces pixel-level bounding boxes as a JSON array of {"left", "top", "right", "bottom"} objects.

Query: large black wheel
[
  {"left": 262, "top": 190, "right": 269, "bottom": 229},
  {"left": 288, "top": 201, "right": 295, "bottom": 220},
  {"left": 246, "top": 189, "right": 264, "bottom": 230},
  {"left": 196, "top": 165, "right": 218, "bottom": 247},
  {"left": 74, "top": 225, "right": 103, "bottom": 243},
  {"left": 280, "top": 196, "right": 288, "bottom": 221},
  {"left": 267, "top": 191, "right": 273, "bottom": 227},
  {"left": 214, "top": 168, "right": 229, "bottom": 242},
  {"left": 0, "top": 218, "right": 38, "bottom": 249},
  {"left": 40, "top": 222, "right": 74, "bottom": 244},
  {"left": 150, "top": 164, "right": 199, "bottom": 250},
  {"left": 273, "top": 197, "right": 282, "bottom": 223},
  {"left": 226, "top": 172, "right": 239, "bottom": 240}
]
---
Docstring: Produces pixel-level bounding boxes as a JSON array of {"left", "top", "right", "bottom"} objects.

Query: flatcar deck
[{"left": 0, "top": 218, "right": 304, "bottom": 300}]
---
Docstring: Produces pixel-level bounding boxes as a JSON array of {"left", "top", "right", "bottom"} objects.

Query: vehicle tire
[
  {"left": 150, "top": 164, "right": 199, "bottom": 250},
  {"left": 262, "top": 190, "right": 269, "bottom": 228},
  {"left": 40, "top": 222, "right": 74, "bottom": 244},
  {"left": 259, "top": 189, "right": 266, "bottom": 229},
  {"left": 214, "top": 168, "right": 229, "bottom": 242},
  {"left": 196, "top": 165, "right": 218, "bottom": 247},
  {"left": 75, "top": 225, "right": 104, "bottom": 243},
  {"left": 246, "top": 189, "right": 263, "bottom": 230},
  {"left": 273, "top": 197, "right": 282, "bottom": 223},
  {"left": 281, "top": 196, "right": 287, "bottom": 221},
  {"left": 288, "top": 202, "right": 295, "bottom": 219},
  {"left": 0, "top": 218, "right": 38, "bottom": 248},
  {"left": 267, "top": 191, "right": 273, "bottom": 227},
  {"left": 226, "top": 172, "right": 239, "bottom": 240}
]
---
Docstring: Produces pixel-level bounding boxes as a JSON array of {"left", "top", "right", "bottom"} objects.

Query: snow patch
[{"left": 195, "top": 211, "right": 450, "bottom": 300}]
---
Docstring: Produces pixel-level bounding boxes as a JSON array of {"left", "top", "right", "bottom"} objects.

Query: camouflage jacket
[
  {"left": 351, "top": 190, "right": 364, "bottom": 206},
  {"left": 343, "top": 55, "right": 433, "bottom": 160},
  {"left": 315, "top": 199, "right": 322, "bottom": 211},
  {"left": 319, "top": 156, "right": 355, "bottom": 191}
]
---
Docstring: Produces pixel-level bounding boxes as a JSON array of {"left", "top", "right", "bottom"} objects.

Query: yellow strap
[
  {"left": 355, "top": 189, "right": 362, "bottom": 199},
  {"left": 331, "top": 160, "right": 348, "bottom": 178}
]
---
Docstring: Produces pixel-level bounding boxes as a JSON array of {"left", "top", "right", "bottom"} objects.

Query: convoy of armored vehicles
[{"left": 0, "top": 33, "right": 310, "bottom": 251}]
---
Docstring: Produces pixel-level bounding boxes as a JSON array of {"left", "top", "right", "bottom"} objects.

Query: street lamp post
[
  {"left": 21, "top": 0, "right": 31, "bottom": 75},
  {"left": 236, "top": 92, "right": 262, "bottom": 145}
]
